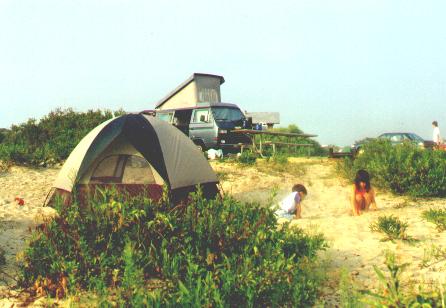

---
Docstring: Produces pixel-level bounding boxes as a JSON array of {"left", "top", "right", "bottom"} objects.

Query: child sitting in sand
[
  {"left": 275, "top": 184, "right": 307, "bottom": 219},
  {"left": 351, "top": 169, "right": 377, "bottom": 216}
]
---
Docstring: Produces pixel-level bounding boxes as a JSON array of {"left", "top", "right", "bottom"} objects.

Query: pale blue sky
[{"left": 1, "top": 0, "right": 445, "bottom": 145}]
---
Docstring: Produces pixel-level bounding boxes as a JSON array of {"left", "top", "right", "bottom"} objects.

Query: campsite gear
[
  {"left": 46, "top": 113, "right": 219, "bottom": 206},
  {"left": 207, "top": 149, "right": 223, "bottom": 160}
]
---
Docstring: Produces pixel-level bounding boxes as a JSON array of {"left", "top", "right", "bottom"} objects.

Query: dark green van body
[{"left": 149, "top": 103, "right": 251, "bottom": 151}]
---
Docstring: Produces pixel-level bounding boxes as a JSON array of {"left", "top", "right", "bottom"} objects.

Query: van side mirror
[{"left": 200, "top": 115, "right": 207, "bottom": 122}]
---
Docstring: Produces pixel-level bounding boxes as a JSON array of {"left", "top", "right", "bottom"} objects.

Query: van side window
[
  {"left": 192, "top": 109, "right": 210, "bottom": 123},
  {"left": 156, "top": 112, "right": 174, "bottom": 123}
]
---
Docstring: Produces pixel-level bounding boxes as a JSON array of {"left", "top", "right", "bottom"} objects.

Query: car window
[
  {"left": 406, "top": 133, "right": 423, "bottom": 142},
  {"left": 401, "top": 134, "right": 410, "bottom": 141},
  {"left": 192, "top": 109, "right": 210, "bottom": 123},
  {"left": 390, "top": 135, "right": 402, "bottom": 142},
  {"left": 156, "top": 112, "right": 173, "bottom": 123}
]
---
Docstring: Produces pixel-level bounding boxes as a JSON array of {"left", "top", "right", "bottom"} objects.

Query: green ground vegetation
[
  {"left": 339, "top": 251, "right": 444, "bottom": 307},
  {"left": 19, "top": 189, "right": 326, "bottom": 307},
  {"left": 369, "top": 215, "right": 411, "bottom": 242},
  {"left": 422, "top": 208, "right": 446, "bottom": 232},
  {"left": 0, "top": 108, "right": 125, "bottom": 166},
  {"left": 339, "top": 139, "right": 446, "bottom": 197}
]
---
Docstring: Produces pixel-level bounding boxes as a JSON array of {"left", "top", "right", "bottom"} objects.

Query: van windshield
[{"left": 211, "top": 107, "right": 244, "bottom": 122}]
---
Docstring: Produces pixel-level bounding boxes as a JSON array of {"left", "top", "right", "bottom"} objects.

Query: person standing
[{"left": 432, "top": 121, "right": 442, "bottom": 148}]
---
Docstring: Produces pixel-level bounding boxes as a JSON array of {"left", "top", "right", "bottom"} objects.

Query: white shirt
[
  {"left": 433, "top": 126, "right": 441, "bottom": 144},
  {"left": 280, "top": 192, "right": 301, "bottom": 213}
]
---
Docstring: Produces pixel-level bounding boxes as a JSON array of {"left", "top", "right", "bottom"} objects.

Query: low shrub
[
  {"left": 339, "top": 139, "right": 446, "bottom": 197},
  {"left": 370, "top": 215, "right": 410, "bottom": 241},
  {"left": 0, "top": 246, "right": 5, "bottom": 266},
  {"left": 0, "top": 128, "right": 8, "bottom": 144},
  {"left": 19, "top": 189, "right": 326, "bottom": 306},
  {"left": 238, "top": 150, "right": 257, "bottom": 165},
  {"left": 361, "top": 252, "right": 442, "bottom": 307},
  {"left": 0, "top": 108, "right": 125, "bottom": 166},
  {"left": 422, "top": 208, "right": 446, "bottom": 231}
]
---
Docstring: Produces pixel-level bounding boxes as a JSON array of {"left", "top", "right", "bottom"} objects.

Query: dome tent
[{"left": 47, "top": 113, "right": 219, "bottom": 205}]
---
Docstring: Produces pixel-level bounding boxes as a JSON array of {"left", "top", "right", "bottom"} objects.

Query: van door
[{"left": 190, "top": 108, "right": 216, "bottom": 148}]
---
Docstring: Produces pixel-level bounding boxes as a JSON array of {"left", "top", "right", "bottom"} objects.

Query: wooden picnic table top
[{"left": 231, "top": 129, "right": 317, "bottom": 138}]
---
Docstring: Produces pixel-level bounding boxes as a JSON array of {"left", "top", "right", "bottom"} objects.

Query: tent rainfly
[{"left": 47, "top": 113, "right": 219, "bottom": 205}]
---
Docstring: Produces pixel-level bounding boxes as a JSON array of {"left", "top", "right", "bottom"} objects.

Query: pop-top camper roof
[{"left": 155, "top": 73, "right": 225, "bottom": 110}]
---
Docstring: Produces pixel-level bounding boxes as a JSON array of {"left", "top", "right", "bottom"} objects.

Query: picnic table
[{"left": 231, "top": 129, "right": 318, "bottom": 157}]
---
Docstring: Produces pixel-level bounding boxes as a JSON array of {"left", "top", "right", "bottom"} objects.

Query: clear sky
[{"left": 1, "top": 0, "right": 445, "bottom": 145}]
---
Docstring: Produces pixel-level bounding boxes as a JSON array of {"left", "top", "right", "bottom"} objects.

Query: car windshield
[
  {"left": 211, "top": 107, "right": 244, "bottom": 122},
  {"left": 406, "top": 133, "right": 424, "bottom": 142},
  {"left": 379, "top": 133, "right": 424, "bottom": 143}
]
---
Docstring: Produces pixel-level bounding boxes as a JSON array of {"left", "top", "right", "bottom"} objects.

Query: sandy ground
[
  {"left": 1, "top": 158, "right": 446, "bottom": 306},
  {"left": 215, "top": 158, "right": 446, "bottom": 305}
]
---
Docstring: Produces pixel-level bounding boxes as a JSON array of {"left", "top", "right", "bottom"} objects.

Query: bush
[
  {"left": 422, "top": 208, "right": 446, "bottom": 231},
  {"left": 339, "top": 139, "right": 446, "bottom": 197},
  {"left": 370, "top": 215, "right": 410, "bottom": 241},
  {"left": 0, "top": 128, "right": 8, "bottom": 144},
  {"left": 19, "top": 189, "right": 326, "bottom": 306},
  {"left": 0, "top": 108, "right": 125, "bottom": 166},
  {"left": 238, "top": 150, "right": 257, "bottom": 165}
]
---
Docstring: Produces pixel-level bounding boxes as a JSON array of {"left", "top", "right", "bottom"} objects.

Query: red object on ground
[{"left": 15, "top": 197, "right": 25, "bottom": 206}]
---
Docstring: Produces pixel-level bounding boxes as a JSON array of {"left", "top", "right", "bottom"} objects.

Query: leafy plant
[
  {"left": 361, "top": 252, "right": 407, "bottom": 307},
  {"left": 339, "top": 139, "right": 446, "bottom": 197},
  {"left": 338, "top": 269, "right": 364, "bottom": 308},
  {"left": 19, "top": 189, "right": 326, "bottom": 306},
  {"left": 422, "top": 208, "right": 446, "bottom": 231},
  {"left": 370, "top": 215, "right": 410, "bottom": 241},
  {"left": 238, "top": 150, "right": 257, "bottom": 165},
  {"left": 361, "top": 252, "right": 443, "bottom": 307},
  {"left": 0, "top": 108, "right": 125, "bottom": 166},
  {"left": 0, "top": 246, "right": 5, "bottom": 266},
  {"left": 422, "top": 244, "right": 446, "bottom": 268}
]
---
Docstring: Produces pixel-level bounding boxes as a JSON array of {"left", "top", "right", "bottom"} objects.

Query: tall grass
[{"left": 19, "top": 188, "right": 326, "bottom": 306}]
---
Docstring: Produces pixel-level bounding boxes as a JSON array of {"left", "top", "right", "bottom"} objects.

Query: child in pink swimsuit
[{"left": 351, "top": 170, "right": 377, "bottom": 216}]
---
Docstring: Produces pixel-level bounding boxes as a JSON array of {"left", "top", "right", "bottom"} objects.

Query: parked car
[
  {"left": 351, "top": 132, "right": 435, "bottom": 155},
  {"left": 142, "top": 102, "right": 252, "bottom": 152}
]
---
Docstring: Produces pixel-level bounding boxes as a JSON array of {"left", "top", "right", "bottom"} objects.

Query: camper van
[{"left": 143, "top": 102, "right": 252, "bottom": 152}]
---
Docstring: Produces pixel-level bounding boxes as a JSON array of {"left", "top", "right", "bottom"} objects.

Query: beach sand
[
  {"left": 214, "top": 158, "right": 446, "bottom": 305},
  {"left": 1, "top": 158, "right": 445, "bottom": 306}
]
